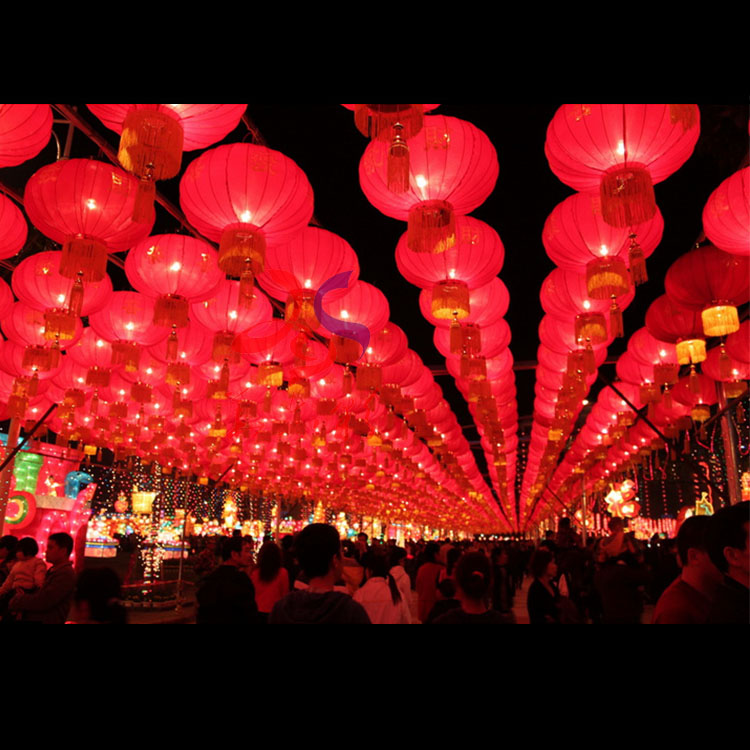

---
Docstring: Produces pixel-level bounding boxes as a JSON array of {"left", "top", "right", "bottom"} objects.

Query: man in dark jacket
[
  {"left": 706, "top": 501, "right": 749, "bottom": 624},
  {"left": 196, "top": 537, "right": 259, "bottom": 624},
  {"left": 10, "top": 533, "right": 76, "bottom": 624},
  {"left": 270, "top": 524, "right": 371, "bottom": 625}
]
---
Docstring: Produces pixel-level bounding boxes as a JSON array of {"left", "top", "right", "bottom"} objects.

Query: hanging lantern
[
  {"left": 703, "top": 166, "right": 750, "bottom": 257},
  {"left": 546, "top": 104, "right": 699, "bottom": 228},
  {"left": 0, "top": 105, "right": 52, "bottom": 168},
  {"left": 131, "top": 487, "right": 156, "bottom": 514},
  {"left": 675, "top": 339, "right": 707, "bottom": 365},
  {"left": 701, "top": 304, "right": 740, "bottom": 338}
]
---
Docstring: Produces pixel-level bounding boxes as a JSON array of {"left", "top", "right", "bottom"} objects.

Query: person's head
[
  {"left": 608, "top": 517, "right": 625, "bottom": 535},
  {"left": 424, "top": 541, "right": 440, "bottom": 562},
  {"left": 294, "top": 524, "right": 342, "bottom": 581},
  {"left": 364, "top": 547, "right": 402, "bottom": 605},
  {"left": 16, "top": 537, "right": 39, "bottom": 561},
  {"left": 446, "top": 546, "right": 462, "bottom": 576},
  {"left": 454, "top": 552, "right": 492, "bottom": 603},
  {"left": 0, "top": 535, "right": 19, "bottom": 563},
  {"left": 341, "top": 540, "right": 357, "bottom": 559},
  {"left": 389, "top": 546, "right": 407, "bottom": 569},
  {"left": 71, "top": 567, "right": 127, "bottom": 624},
  {"left": 280, "top": 535, "right": 295, "bottom": 552},
  {"left": 257, "top": 541, "right": 282, "bottom": 583},
  {"left": 46, "top": 533, "right": 73, "bottom": 565},
  {"left": 357, "top": 532, "right": 368, "bottom": 545},
  {"left": 676, "top": 516, "right": 713, "bottom": 571},
  {"left": 707, "top": 502, "right": 750, "bottom": 586},
  {"left": 530, "top": 549, "right": 557, "bottom": 581},
  {"left": 559, "top": 517, "right": 571, "bottom": 532},
  {"left": 437, "top": 578, "right": 456, "bottom": 600},
  {"left": 220, "top": 536, "right": 251, "bottom": 567}
]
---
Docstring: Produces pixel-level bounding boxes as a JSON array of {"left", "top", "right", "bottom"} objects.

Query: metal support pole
[
  {"left": 581, "top": 482, "right": 588, "bottom": 548},
  {"left": 717, "top": 382, "right": 742, "bottom": 505}
]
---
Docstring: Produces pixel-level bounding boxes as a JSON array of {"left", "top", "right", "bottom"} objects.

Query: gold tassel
[
  {"left": 28, "top": 372, "right": 39, "bottom": 398},
  {"left": 449, "top": 318, "right": 462, "bottom": 355},
  {"left": 609, "top": 299, "right": 624, "bottom": 338},
  {"left": 719, "top": 344, "right": 732, "bottom": 380},
  {"left": 60, "top": 238, "right": 107, "bottom": 282},
  {"left": 263, "top": 388, "right": 272, "bottom": 413},
  {"left": 153, "top": 295, "right": 189, "bottom": 328},
  {"left": 648, "top": 402, "right": 656, "bottom": 421},
  {"left": 133, "top": 172, "right": 156, "bottom": 224},
  {"left": 600, "top": 165, "right": 657, "bottom": 228},
  {"left": 583, "top": 345, "right": 596, "bottom": 375},
  {"left": 239, "top": 264, "right": 255, "bottom": 308},
  {"left": 688, "top": 365, "right": 701, "bottom": 396},
  {"left": 407, "top": 200, "right": 456, "bottom": 254},
  {"left": 218, "top": 361, "right": 230, "bottom": 393},
  {"left": 343, "top": 367, "right": 354, "bottom": 395},
  {"left": 90, "top": 394, "right": 99, "bottom": 415},
  {"left": 166, "top": 326, "right": 179, "bottom": 361},
  {"left": 387, "top": 124, "right": 410, "bottom": 194},
  {"left": 68, "top": 271, "right": 85, "bottom": 317},
  {"left": 628, "top": 234, "right": 648, "bottom": 286},
  {"left": 219, "top": 226, "right": 266, "bottom": 277},
  {"left": 663, "top": 386, "right": 672, "bottom": 410}
]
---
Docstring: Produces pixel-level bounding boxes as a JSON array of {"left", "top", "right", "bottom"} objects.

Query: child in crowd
[{"left": 0, "top": 537, "right": 47, "bottom": 607}]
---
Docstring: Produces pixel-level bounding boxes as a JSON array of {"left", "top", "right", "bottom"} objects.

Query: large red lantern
[
  {"left": 360, "top": 115, "right": 498, "bottom": 254},
  {"left": 180, "top": 142, "right": 314, "bottom": 290},
  {"left": 0, "top": 104, "right": 52, "bottom": 167},
  {"left": 0, "top": 193, "right": 27, "bottom": 260},
  {"left": 703, "top": 167, "right": 749, "bottom": 256},
  {"left": 665, "top": 245, "right": 750, "bottom": 337},
  {"left": 24, "top": 159, "right": 154, "bottom": 283},
  {"left": 87, "top": 104, "right": 247, "bottom": 220},
  {"left": 545, "top": 104, "right": 699, "bottom": 227},
  {"left": 645, "top": 294, "right": 707, "bottom": 366},
  {"left": 125, "top": 234, "right": 224, "bottom": 328}
]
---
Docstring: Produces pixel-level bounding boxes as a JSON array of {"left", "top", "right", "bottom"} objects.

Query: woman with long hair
[
  {"left": 251, "top": 541, "right": 290, "bottom": 624},
  {"left": 354, "top": 548, "right": 412, "bottom": 624},
  {"left": 527, "top": 549, "right": 561, "bottom": 625}
]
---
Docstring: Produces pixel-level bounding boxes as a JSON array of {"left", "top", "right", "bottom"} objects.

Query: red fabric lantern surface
[
  {"left": 12, "top": 251, "right": 113, "bottom": 316},
  {"left": 395, "top": 216, "right": 504, "bottom": 289},
  {"left": 240, "top": 320, "right": 298, "bottom": 366},
  {"left": 0, "top": 277, "right": 15, "bottom": 320},
  {"left": 198, "top": 356, "right": 252, "bottom": 384},
  {"left": 434, "top": 318, "right": 511, "bottom": 359},
  {"left": 87, "top": 104, "right": 246, "bottom": 153},
  {"left": 672, "top": 373, "right": 718, "bottom": 408},
  {"left": 88, "top": 292, "right": 170, "bottom": 347},
  {"left": 702, "top": 346, "right": 750, "bottom": 383},
  {"left": 664, "top": 245, "right": 750, "bottom": 336},
  {"left": 0, "top": 105, "right": 52, "bottom": 167},
  {"left": 703, "top": 167, "right": 750, "bottom": 256},
  {"left": 179, "top": 143, "right": 314, "bottom": 274},
  {"left": 190, "top": 279, "right": 273, "bottom": 334},
  {"left": 24, "top": 159, "right": 154, "bottom": 282},
  {"left": 360, "top": 115, "right": 499, "bottom": 253},
  {"left": 540, "top": 267, "right": 635, "bottom": 317},
  {"left": 360, "top": 322, "right": 409, "bottom": 368},
  {"left": 645, "top": 294, "right": 705, "bottom": 343},
  {"left": 67, "top": 328, "right": 118, "bottom": 375},
  {"left": 726, "top": 321, "right": 750, "bottom": 364},
  {"left": 1, "top": 301, "right": 83, "bottom": 349},
  {"left": 320, "top": 280, "right": 390, "bottom": 338},
  {"left": 539, "top": 314, "right": 613, "bottom": 355},
  {"left": 446, "top": 349, "right": 514, "bottom": 382},
  {"left": 545, "top": 104, "right": 700, "bottom": 226},
  {"left": 627, "top": 328, "right": 678, "bottom": 368},
  {"left": 125, "top": 235, "right": 224, "bottom": 327},
  {"left": 419, "top": 277, "right": 509, "bottom": 328},
  {"left": 0, "top": 340, "right": 63, "bottom": 381},
  {"left": 543, "top": 192, "right": 664, "bottom": 270},
  {"left": 148, "top": 319, "right": 214, "bottom": 366},
  {"left": 257, "top": 227, "right": 360, "bottom": 302},
  {"left": 381, "top": 350, "right": 424, "bottom": 388},
  {"left": 0, "top": 193, "right": 27, "bottom": 260},
  {"left": 616, "top": 351, "right": 657, "bottom": 385}
]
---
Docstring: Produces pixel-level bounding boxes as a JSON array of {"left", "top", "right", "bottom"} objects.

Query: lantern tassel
[
  {"left": 600, "top": 165, "right": 657, "bottom": 228},
  {"left": 407, "top": 200, "right": 456, "bottom": 254},
  {"left": 68, "top": 272, "right": 85, "bottom": 317},
  {"left": 263, "top": 388, "right": 272, "bottom": 413},
  {"left": 133, "top": 171, "right": 156, "bottom": 224},
  {"left": 343, "top": 367, "right": 354, "bottom": 395},
  {"left": 663, "top": 386, "right": 672, "bottom": 411},
  {"left": 218, "top": 361, "right": 230, "bottom": 393},
  {"left": 719, "top": 344, "right": 732, "bottom": 380},
  {"left": 387, "top": 124, "right": 410, "bottom": 194},
  {"left": 583, "top": 345, "right": 596, "bottom": 375},
  {"left": 239, "top": 263, "right": 255, "bottom": 308},
  {"left": 609, "top": 299, "right": 624, "bottom": 338},
  {"left": 166, "top": 326, "right": 179, "bottom": 361},
  {"left": 628, "top": 234, "right": 648, "bottom": 286},
  {"left": 688, "top": 365, "right": 701, "bottom": 396}
]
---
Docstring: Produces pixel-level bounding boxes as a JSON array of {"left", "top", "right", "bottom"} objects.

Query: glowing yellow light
[
  {"left": 240, "top": 210, "right": 252, "bottom": 223},
  {"left": 86, "top": 199, "right": 97, "bottom": 210},
  {"left": 170, "top": 261, "right": 182, "bottom": 272}
]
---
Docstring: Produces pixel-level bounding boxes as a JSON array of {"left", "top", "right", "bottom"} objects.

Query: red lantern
[
  {"left": 0, "top": 193, "right": 27, "bottom": 260},
  {"left": 419, "top": 277, "right": 509, "bottom": 328},
  {"left": 0, "top": 104, "right": 52, "bottom": 167},
  {"left": 0, "top": 277, "right": 14, "bottom": 321},
  {"left": 726, "top": 321, "right": 750, "bottom": 364},
  {"left": 180, "top": 143, "right": 314, "bottom": 283},
  {"left": 665, "top": 245, "right": 750, "bottom": 337},
  {"left": 543, "top": 191, "right": 664, "bottom": 283},
  {"left": 546, "top": 104, "right": 699, "bottom": 227},
  {"left": 703, "top": 167, "right": 750, "bottom": 256},
  {"left": 24, "top": 159, "right": 154, "bottom": 282},
  {"left": 360, "top": 115, "right": 498, "bottom": 253},
  {"left": 125, "top": 234, "right": 224, "bottom": 328}
]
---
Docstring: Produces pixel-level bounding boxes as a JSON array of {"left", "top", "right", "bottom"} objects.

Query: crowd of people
[{"left": 0, "top": 500, "right": 746, "bottom": 624}]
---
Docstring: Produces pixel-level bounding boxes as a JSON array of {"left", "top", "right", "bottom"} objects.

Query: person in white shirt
[{"left": 355, "top": 548, "right": 411, "bottom": 625}]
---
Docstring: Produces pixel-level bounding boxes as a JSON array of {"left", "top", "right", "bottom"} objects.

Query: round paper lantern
[
  {"left": 726, "top": 321, "right": 750, "bottom": 364},
  {"left": 360, "top": 115, "right": 499, "bottom": 253},
  {"left": 0, "top": 277, "right": 14, "bottom": 321},
  {"left": 545, "top": 104, "right": 700, "bottom": 227},
  {"left": 180, "top": 142, "right": 314, "bottom": 285},
  {"left": 645, "top": 294, "right": 707, "bottom": 366},
  {"left": 257, "top": 227, "right": 360, "bottom": 331},
  {"left": 420, "top": 277, "right": 509, "bottom": 328},
  {"left": 24, "top": 159, "right": 154, "bottom": 282},
  {"left": 543, "top": 191, "right": 664, "bottom": 284},
  {"left": 665, "top": 245, "right": 750, "bottom": 337},
  {"left": 0, "top": 193, "right": 27, "bottom": 260},
  {"left": 434, "top": 318, "right": 511, "bottom": 360},
  {"left": 12, "top": 251, "right": 112, "bottom": 340},
  {"left": 396, "top": 216, "right": 504, "bottom": 290},
  {"left": 702, "top": 345, "right": 750, "bottom": 383},
  {"left": 0, "top": 105, "right": 52, "bottom": 167},
  {"left": 342, "top": 104, "right": 440, "bottom": 193},
  {"left": 703, "top": 167, "right": 750, "bottom": 256},
  {"left": 125, "top": 234, "right": 224, "bottom": 328}
]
